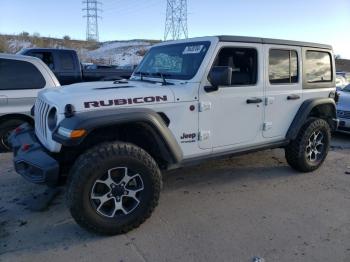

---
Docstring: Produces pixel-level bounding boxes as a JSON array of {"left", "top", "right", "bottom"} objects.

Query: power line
[
  {"left": 164, "top": 0, "right": 188, "bottom": 40},
  {"left": 83, "top": 0, "right": 102, "bottom": 41}
]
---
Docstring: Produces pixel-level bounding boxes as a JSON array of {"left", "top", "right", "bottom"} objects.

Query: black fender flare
[
  {"left": 286, "top": 98, "right": 337, "bottom": 140},
  {"left": 53, "top": 108, "right": 183, "bottom": 164}
]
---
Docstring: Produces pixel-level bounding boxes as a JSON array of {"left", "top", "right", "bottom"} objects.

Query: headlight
[{"left": 48, "top": 107, "right": 58, "bottom": 131}]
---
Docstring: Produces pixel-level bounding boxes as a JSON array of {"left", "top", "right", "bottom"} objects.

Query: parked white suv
[
  {"left": 0, "top": 54, "right": 60, "bottom": 151},
  {"left": 10, "top": 36, "right": 338, "bottom": 235}
]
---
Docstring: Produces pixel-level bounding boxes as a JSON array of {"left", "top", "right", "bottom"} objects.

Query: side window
[
  {"left": 59, "top": 52, "right": 75, "bottom": 71},
  {"left": 214, "top": 48, "right": 258, "bottom": 85},
  {"left": 0, "top": 58, "right": 46, "bottom": 90},
  {"left": 269, "top": 49, "right": 298, "bottom": 84},
  {"left": 31, "top": 52, "right": 55, "bottom": 70},
  {"left": 305, "top": 51, "right": 332, "bottom": 83}
]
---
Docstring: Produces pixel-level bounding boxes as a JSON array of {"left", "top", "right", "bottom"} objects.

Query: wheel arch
[
  {"left": 286, "top": 98, "right": 337, "bottom": 140},
  {"left": 55, "top": 108, "right": 183, "bottom": 169}
]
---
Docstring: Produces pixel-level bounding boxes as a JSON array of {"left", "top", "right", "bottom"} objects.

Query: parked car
[
  {"left": 337, "top": 83, "right": 350, "bottom": 132},
  {"left": 0, "top": 53, "right": 60, "bottom": 151},
  {"left": 336, "top": 75, "right": 348, "bottom": 90},
  {"left": 337, "top": 71, "right": 350, "bottom": 82},
  {"left": 11, "top": 36, "right": 338, "bottom": 235},
  {"left": 18, "top": 48, "right": 134, "bottom": 85}
]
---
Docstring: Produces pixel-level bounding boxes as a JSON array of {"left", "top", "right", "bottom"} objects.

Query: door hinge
[
  {"left": 199, "top": 102, "right": 212, "bottom": 112},
  {"left": 263, "top": 122, "right": 273, "bottom": 131},
  {"left": 265, "top": 97, "right": 275, "bottom": 106},
  {"left": 199, "top": 130, "right": 211, "bottom": 141}
]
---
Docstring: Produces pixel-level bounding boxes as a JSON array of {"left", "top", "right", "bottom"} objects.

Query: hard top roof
[{"left": 218, "top": 35, "right": 332, "bottom": 50}]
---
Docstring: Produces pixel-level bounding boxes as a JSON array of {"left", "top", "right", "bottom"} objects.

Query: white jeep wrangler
[{"left": 11, "top": 36, "right": 338, "bottom": 235}]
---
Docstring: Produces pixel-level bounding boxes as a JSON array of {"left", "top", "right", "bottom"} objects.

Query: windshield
[{"left": 134, "top": 41, "right": 211, "bottom": 80}]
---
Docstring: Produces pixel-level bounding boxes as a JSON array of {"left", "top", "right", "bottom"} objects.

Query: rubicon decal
[{"left": 84, "top": 95, "right": 168, "bottom": 108}]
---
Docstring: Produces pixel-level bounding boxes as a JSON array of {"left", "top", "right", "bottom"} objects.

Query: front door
[
  {"left": 263, "top": 45, "right": 303, "bottom": 138},
  {"left": 198, "top": 43, "right": 264, "bottom": 150}
]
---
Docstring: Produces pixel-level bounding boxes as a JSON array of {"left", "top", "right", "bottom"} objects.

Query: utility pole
[
  {"left": 164, "top": 0, "right": 188, "bottom": 41},
  {"left": 83, "top": 0, "right": 102, "bottom": 42}
]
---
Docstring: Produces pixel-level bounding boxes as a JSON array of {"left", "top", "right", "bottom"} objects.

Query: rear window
[
  {"left": 305, "top": 51, "right": 332, "bottom": 83},
  {"left": 59, "top": 52, "right": 75, "bottom": 70},
  {"left": 0, "top": 58, "right": 46, "bottom": 90},
  {"left": 30, "top": 52, "right": 55, "bottom": 70},
  {"left": 269, "top": 49, "right": 298, "bottom": 84}
]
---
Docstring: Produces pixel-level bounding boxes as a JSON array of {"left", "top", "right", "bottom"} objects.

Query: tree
[
  {"left": 19, "top": 31, "right": 30, "bottom": 38},
  {"left": 32, "top": 32, "right": 40, "bottom": 38},
  {"left": 63, "top": 35, "right": 71, "bottom": 41},
  {"left": 335, "top": 54, "right": 341, "bottom": 59}
]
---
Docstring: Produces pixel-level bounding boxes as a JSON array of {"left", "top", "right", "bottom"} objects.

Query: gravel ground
[{"left": 0, "top": 133, "right": 350, "bottom": 262}]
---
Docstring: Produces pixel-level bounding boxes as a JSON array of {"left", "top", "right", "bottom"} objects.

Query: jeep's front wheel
[
  {"left": 285, "top": 118, "right": 331, "bottom": 172},
  {"left": 67, "top": 142, "right": 162, "bottom": 235}
]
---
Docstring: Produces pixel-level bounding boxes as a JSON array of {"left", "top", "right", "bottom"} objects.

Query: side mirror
[{"left": 207, "top": 66, "right": 232, "bottom": 92}]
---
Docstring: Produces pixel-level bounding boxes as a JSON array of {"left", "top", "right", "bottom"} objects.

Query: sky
[{"left": 0, "top": 0, "right": 349, "bottom": 58}]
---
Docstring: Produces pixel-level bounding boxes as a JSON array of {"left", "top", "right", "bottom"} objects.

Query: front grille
[
  {"left": 35, "top": 98, "right": 50, "bottom": 141},
  {"left": 337, "top": 110, "right": 350, "bottom": 119}
]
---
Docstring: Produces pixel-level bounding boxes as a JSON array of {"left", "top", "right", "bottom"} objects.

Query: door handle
[
  {"left": 246, "top": 98, "right": 263, "bottom": 104},
  {"left": 287, "top": 94, "right": 300, "bottom": 100}
]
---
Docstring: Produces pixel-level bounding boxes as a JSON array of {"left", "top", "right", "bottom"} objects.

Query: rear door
[
  {"left": 263, "top": 45, "right": 303, "bottom": 138},
  {"left": 0, "top": 58, "right": 46, "bottom": 114}
]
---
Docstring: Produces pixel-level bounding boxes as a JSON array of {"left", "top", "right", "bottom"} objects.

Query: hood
[{"left": 40, "top": 80, "right": 175, "bottom": 113}]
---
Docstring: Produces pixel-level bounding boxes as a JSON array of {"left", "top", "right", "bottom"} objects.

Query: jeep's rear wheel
[
  {"left": 0, "top": 119, "right": 26, "bottom": 152},
  {"left": 285, "top": 118, "right": 331, "bottom": 172},
  {"left": 67, "top": 142, "right": 162, "bottom": 235}
]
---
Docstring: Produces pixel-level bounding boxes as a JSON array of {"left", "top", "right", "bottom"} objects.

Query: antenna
[
  {"left": 164, "top": 0, "right": 188, "bottom": 40},
  {"left": 83, "top": 0, "right": 102, "bottom": 41}
]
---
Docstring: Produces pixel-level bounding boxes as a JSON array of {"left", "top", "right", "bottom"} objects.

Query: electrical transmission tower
[
  {"left": 82, "top": 0, "right": 102, "bottom": 42},
  {"left": 164, "top": 0, "right": 188, "bottom": 41}
]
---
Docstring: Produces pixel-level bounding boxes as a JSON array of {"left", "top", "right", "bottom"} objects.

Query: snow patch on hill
[{"left": 83, "top": 40, "right": 153, "bottom": 66}]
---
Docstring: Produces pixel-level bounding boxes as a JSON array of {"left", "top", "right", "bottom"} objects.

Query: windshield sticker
[{"left": 183, "top": 45, "right": 204, "bottom": 54}]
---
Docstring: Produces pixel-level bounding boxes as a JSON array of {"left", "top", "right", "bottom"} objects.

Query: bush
[
  {"left": 136, "top": 48, "right": 148, "bottom": 56},
  {"left": 0, "top": 36, "right": 8, "bottom": 53}
]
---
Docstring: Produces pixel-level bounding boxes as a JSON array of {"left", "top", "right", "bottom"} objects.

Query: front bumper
[{"left": 10, "top": 124, "right": 60, "bottom": 187}]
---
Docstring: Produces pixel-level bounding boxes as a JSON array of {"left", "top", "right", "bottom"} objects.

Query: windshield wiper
[
  {"left": 151, "top": 72, "right": 173, "bottom": 86},
  {"left": 134, "top": 71, "right": 150, "bottom": 81}
]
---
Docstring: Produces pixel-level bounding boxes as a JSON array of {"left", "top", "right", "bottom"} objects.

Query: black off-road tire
[
  {"left": 285, "top": 118, "right": 331, "bottom": 172},
  {"left": 67, "top": 142, "right": 162, "bottom": 235},
  {"left": 0, "top": 119, "right": 26, "bottom": 152}
]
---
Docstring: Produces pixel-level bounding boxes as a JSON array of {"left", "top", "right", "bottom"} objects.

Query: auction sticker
[{"left": 183, "top": 45, "right": 204, "bottom": 54}]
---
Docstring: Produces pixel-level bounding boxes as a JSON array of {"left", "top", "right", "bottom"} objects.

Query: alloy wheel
[{"left": 90, "top": 167, "right": 144, "bottom": 218}]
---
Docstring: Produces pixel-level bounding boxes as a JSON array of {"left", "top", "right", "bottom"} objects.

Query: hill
[{"left": 0, "top": 33, "right": 160, "bottom": 66}]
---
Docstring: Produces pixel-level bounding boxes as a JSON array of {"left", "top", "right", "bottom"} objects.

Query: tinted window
[
  {"left": 214, "top": 48, "right": 258, "bottom": 85},
  {"left": 31, "top": 52, "right": 55, "bottom": 70},
  {"left": 0, "top": 58, "right": 46, "bottom": 90},
  {"left": 269, "top": 49, "right": 298, "bottom": 84},
  {"left": 305, "top": 51, "right": 332, "bottom": 83},
  {"left": 59, "top": 52, "right": 75, "bottom": 70}
]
